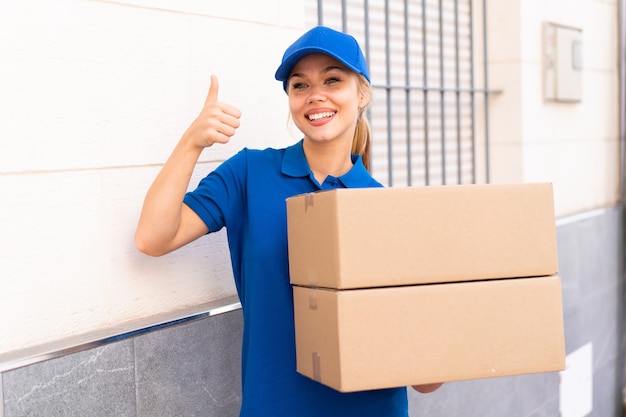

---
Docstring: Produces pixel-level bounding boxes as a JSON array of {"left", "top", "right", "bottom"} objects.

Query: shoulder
[
  {"left": 247, "top": 147, "right": 286, "bottom": 159},
  {"left": 368, "top": 178, "right": 384, "bottom": 188},
  {"left": 345, "top": 154, "right": 385, "bottom": 189},
  {"left": 225, "top": 144, "right": 297, "bottom": 174},
  {"left": 230, "top": 145, "right": 288, "bottom": 161},
  {"left": 217, "top": 146, "right": 281, "bottom": 171}
]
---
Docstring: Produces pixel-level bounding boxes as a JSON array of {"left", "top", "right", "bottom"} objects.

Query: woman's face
[{"left": 287, "top": 54, "right": 368, "bottom": 146}]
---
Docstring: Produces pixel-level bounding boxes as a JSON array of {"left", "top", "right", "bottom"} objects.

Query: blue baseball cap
[{"left": 275, "top": 26, "right": 370, "bottom": 91}]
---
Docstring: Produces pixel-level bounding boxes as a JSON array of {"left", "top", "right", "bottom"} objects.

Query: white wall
[
  {"left": 1, "top": 0, "right": 621, "bottom": 356},
  {"left": 485, "top": 0, "right": 620, "bottom": 217},
  {"left": 0, "top": 0, "right": 306, "bottom": 354}
]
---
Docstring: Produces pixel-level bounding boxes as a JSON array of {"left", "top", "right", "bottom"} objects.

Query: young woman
[{"left": 135, "top": 25, "right": 441, "bottom": 417}]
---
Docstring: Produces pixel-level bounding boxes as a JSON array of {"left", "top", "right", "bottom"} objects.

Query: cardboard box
[
  {"left": 292, "top": 276, "right": 565, "bottom": 392},
  {"left": 287, "top": 183, "right": 558, "bottom": 289}
]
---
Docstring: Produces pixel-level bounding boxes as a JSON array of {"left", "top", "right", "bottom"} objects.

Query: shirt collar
[
  {"left": 282, "top": 139, "right": 374, "bottom": 188},
  {"left": 282, "top": 140, "right": 310, "bottom": 178}
]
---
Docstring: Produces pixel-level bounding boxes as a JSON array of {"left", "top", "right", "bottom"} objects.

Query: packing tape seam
[{"left": 312, "top": 352, "right": 321, "bottom": 381}]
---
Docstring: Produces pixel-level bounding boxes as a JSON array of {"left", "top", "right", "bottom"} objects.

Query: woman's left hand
[{"left": 411, "top": 383, "right": 444, "bottom": 393}]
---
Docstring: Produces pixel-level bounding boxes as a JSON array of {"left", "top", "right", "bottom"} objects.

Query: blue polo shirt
[{"left": 183, "top": 140, "right": 408, "bottom": 417}]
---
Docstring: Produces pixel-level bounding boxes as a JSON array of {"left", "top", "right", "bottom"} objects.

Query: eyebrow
[{"left": 289, "top": 65, "right": 348, "bottom": 80}]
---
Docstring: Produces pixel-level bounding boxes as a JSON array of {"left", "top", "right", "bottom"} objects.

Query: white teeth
[{"left": 308, "top": 112, "right": 335, "bottom": 121}]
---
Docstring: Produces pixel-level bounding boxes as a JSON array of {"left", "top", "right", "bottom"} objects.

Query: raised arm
[{"left": 135, "top": 75, "right": 242, "bottom": 256}]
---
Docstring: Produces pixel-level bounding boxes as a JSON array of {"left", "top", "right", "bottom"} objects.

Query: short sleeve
[{"left": 183, "top": 149, "right": 248, "bottom": 233}]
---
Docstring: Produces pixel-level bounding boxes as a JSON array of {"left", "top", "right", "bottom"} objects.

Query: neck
[{"left": 303, "top": 139, "right": 354, "bottom": 184}]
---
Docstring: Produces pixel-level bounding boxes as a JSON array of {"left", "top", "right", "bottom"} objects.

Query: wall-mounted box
[{"left": 544, "top": 22, "right": 583, "bottom": 102}]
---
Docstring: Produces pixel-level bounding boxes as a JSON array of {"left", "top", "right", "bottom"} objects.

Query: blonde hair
[{"left": 352, "top": 75, "right": 373, "bottom": 171}]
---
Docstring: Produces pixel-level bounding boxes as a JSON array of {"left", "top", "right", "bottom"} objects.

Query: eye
[
  {"left": 290, "top": 81, "right": 308, "bottom": 90},
  {"left": 325, "top": 77, "right": 340, "bottom": 85}
]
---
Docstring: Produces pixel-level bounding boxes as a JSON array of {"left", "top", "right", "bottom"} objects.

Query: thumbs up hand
[{"left": 183, "top": 75, "right": 242, "bottom": 149}]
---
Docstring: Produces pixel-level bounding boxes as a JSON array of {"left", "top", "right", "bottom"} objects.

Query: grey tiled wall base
[
  {"left": 2, "top": 309, "right": 243, "bottom": 417},
  {"left": 3, "top": 341, "right": 137, "bottom": 417},
  {"left": 135, "top": 308, "right": 242, "bottom": 416}
]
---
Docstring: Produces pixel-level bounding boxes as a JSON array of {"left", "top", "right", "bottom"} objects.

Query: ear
[
  {"left": 356, "top": 78, "right": 370, "bottom": 111},
  {"left": 359, "top": 96, "right": 368, "bottom": 110}
]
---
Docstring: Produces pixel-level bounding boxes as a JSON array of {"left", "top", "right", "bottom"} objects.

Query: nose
[{"left": 307, "top": 85, "right": 326, "bottom": 103}]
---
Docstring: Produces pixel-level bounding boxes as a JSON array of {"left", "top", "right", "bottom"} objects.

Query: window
[{"left": 306, "top": 0, "right": 493, "bottom": 186}]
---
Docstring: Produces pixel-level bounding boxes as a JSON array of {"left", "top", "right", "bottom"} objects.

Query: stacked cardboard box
[{"left": 286, "top": 183, "right": 565, "bottom": 392}]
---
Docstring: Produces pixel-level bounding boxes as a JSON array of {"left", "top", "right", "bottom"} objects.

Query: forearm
[{"left": 135, "top": 135, "right": 204, "bottom": 255}]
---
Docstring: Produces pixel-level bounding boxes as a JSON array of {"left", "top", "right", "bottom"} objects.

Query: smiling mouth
[{"left": 307, "top": 111, "right": 336, "bottom": 121}]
